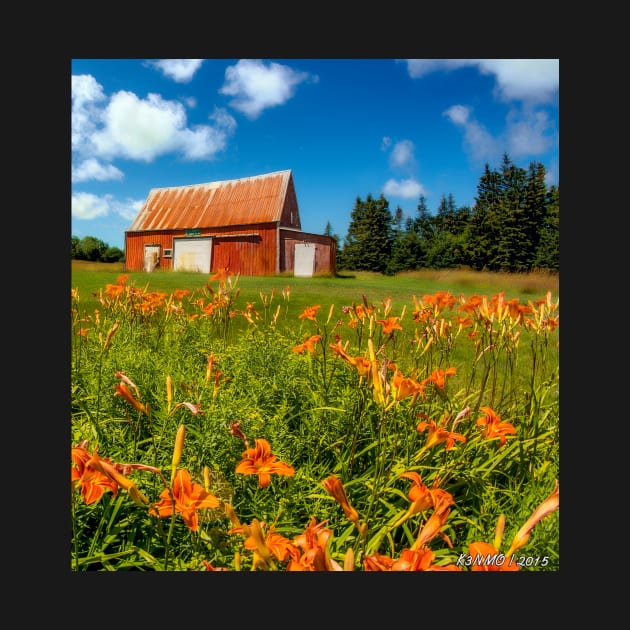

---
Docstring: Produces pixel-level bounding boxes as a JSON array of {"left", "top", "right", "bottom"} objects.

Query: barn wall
[{"left": 125, "top": 223, "right": 281, "bottom": 275}]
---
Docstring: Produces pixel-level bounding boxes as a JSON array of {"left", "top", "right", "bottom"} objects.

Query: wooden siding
[{"left": 125, "top": 223, "right": 281, "bottom": 275}]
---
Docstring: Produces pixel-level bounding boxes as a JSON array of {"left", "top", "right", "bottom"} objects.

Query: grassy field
[
  {"left": 71, "top": 261, "right": 559, "bottom": 318},
  {"left": 71, "top": 261, "right": 559, "bottom": 571}
]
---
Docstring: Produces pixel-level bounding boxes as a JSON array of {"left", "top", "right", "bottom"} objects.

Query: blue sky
[{"left": 71, "top": 59, "right": 559, "bottom": 251}]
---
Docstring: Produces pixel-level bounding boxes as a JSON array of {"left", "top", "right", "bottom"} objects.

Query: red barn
[{"left": 124, "top": 169, "right": 336, "bottom": 277}]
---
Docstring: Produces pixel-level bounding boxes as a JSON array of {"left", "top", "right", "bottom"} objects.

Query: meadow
[{"left": 71, "top": 263, "right": 559, "bottom": 571}]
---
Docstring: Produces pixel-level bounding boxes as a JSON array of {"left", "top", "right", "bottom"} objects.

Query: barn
[{"left": 124, "top": 169, "right": 336, "bottom": 277}]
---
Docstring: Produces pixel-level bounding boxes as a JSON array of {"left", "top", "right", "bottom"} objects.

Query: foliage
[
  {"left": 71, "top": 269, "right": 559, "bottom": 571},
  {"left": 72, "top": 235, "right": 124, "bottom": 263},
  {"left": 337, "top": 153, "right": 559, "bottom": 274}
]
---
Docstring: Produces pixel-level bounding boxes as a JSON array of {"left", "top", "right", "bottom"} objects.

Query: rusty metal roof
[{"left": 128, "top": 169, "right": 294, "bottom": 232}]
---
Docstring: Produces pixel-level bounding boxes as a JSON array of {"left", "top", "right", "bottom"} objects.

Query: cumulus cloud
[
  {"left": 72, "top": 75, "right": 238, "bottom": 174},
  {"left": 382, "top": 178, "right": 425, "bottom": 199},
  {"left": 148, "top": 59, "right": 204, "bottom": 83},
  {"left": 444, "top": 103, "right": 556, "bottom": 165},
  {"left": 405, "top": 59, "right": 559, "bottom": 167},
  {"left": 71, "top": 191, "right": 145, "bottom": 221},
  {"left": 220, "top": 59, "right": 311, "bottom": 119},
  {"left": 71, "top": 192, "right": 111, "bottom": 220},
  {"left": 404, "top": 59, "right": 558, "bottom": 104},
  {"left": 72, "top": 158, "right": 124, "bottom": 183},
  {"left": 389, "top": 139, "right": 417, "bottom": 170}
]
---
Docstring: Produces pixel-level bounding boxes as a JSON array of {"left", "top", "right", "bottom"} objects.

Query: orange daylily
[
  {"left": 391, "top": 369, "right": 426, "bottom": 404},
  {"left": 292, "top": 334, "right": 322, "bottom": 354},
  {"left": 322, "top": 475, "right": 360, "bottom": 525},
  {"left": 287, "top": 518, "right": 343, "bottom": 571},
  {"left": 425, "top": 367, "right": 457, "bottom": 389},
  {"left": 376, "top": 316, "right": 403, "bottom": 334},
  {"left": 364, "top": 547, "right": 462, "bottom": 572},
  {"left": 416, "top": 413, "right": 467, "bottom": 450},
  {"left": 505, "top": 479, "right": 559, "bottom": 557},
  {"left": 467, "top": 541, "right": 520, "bottom": 572},
  {"left": 114, "top": 381, "right": 148, "bottom": 414},
  {"left": 235, "top": 438, "right": 295, "bottom": 488},
  {"left": 477, "top": 406, "right": 516, "bottom": 447},
  {"left": 150, "top": 468, "right": 221, "bottom": 532},
  {"left": 329, "top": 340, "right": 373, "bottom": 379},
  {"left": 229, "top": 519, "right": 299, "bottom": 567},
  {"left": 298, "top": 304, "right": 321, "bottom": 321},
  {"left": 71, "top": 445, "right": 118, "bottom": 504}
]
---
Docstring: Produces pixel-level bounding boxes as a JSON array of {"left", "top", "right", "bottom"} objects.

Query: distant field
[{"left": 71, "top": 260, "right": 558, "bottom": 319}]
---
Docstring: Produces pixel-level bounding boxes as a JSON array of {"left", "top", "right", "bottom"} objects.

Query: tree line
[
  {"left": 72, "top": 235, "right": 125, "bottom": 262},
  {"left": 327, "top": 153, "right": 559, "bottom": 274}
]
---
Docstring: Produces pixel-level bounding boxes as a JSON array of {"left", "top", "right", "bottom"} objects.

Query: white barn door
[
  {"left": 294, "top": 243, "right": 315, "bottom": 277},
  {"left": 173, "top": 237, "right": 212, "bottom": 273},
  {"left": 143, "top": 245, "right": 161, "bottom": 272}
]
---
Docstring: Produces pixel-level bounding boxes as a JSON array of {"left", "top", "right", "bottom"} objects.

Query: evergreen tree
[
  {"left": 339, "top": 194, "right": 393, "bottom": 272},
  {"left": 387, "top": 215, "right": 421, "bottom": 274},
  {"left": 413, "top": 194, "right": 434, "bottom": 268},
  {"left": 533, "top": 184, "right": 559, "bottom": 271},
  {"left": 466, "top": 163, "right": 502, "bottom": 270}
]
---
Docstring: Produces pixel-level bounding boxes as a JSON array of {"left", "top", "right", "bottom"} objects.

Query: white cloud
[
  {"left": 72, "top": 74, "right": 106, "bottom": 152},
  {"left": 91, "top": 90, "right": 187, "bottom": 161},
  {"left": 72, "top": 158, "right": 124, "bottom": 183},
  {"left": 444, "top": 105, "right": 502, "bottom": 165},
  {"left": 405, "top": 59, "right": 559, "bottom": 104},
  {"left": 444, "top": 103, "right": 556, "bottom": 165},
  {"left": 389, "top": 139, "right": 416, "bottom": 170},
  {"left": 111, "top": 197, "right": 146, "bottom": 221},
  {"left": 71, "top": 76, "right": 238, "bottom": 171},
  {"left": 505, "top": 108, "right": 556, "bottom": 157},
  {"left": 220, "top": 59, "right": 310, "bottom": 119},
  {"left": 71, "top": 192, "right": 110, "bottom": 219},
  {"left": 72, "top": 191, "right": 144, "bottom": 222},
  {"left": 148, "top": 59, "right": 204, "bottom": 83},
  {"left": 382, "top": 178, "right": 425, "bottom": 199}
]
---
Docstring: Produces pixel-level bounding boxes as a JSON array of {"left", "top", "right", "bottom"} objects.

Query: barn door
[
  {"left": 143, "top": 245, "right": 161, "bottom": 272},
  {"left": 173, "top": 237, "right": 213, "bottom": 274},
  {"left": 294, "top": 243, "right": 315, "bottom": 277}
]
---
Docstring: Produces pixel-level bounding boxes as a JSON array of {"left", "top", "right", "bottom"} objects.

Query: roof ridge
[{"left": 149, "top": 169, "right": 291, "bottom": 192}]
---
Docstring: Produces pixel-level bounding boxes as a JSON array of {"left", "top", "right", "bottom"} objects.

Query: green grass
[
  {"left": 71, "top": 261, "right": 559, "bottom": 319},
  {"left": 71, "top": 261, "right": 560, "bottom": 571}
]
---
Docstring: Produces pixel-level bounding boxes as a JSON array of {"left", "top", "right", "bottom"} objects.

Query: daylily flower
[
  {"left": 477, "top": 406, "right": 516, "bottom": 447},
  {"left": 376, "top": 316, "right": 403, "bottom": 334},
  {"left": 235, "top": 438, "right": 295, "bottom": 488},
  {"left": 411, "top": 493, "right": 455, "bottom": 550},
  {"left": 298, "top": 305, "right": 321, "bottom": 321},
  {"left": 322, "top": 475, "right": 360, "bottom": 526},
  {"left": 364, "top": 547, "right": 462, "bottom": 571},
  {"left": 425, "top": 367, "right": 457, "bottom": 389},
  {"left": 229, "top": 519, "right": 299, "bottom": 568},
  {"left": 114, "top": 381, "right": 148, "bottom": 414},
  {"left": 391, "top": 369, "right": 426, "bottom": 404},
  {"left": 287, "top": 518, "right": 343, "bottom": 571},
  {"left": 505, "top": 479, "right": 559, "bottom": 557},
  {"left": 71, "top": 445, "right": 118, "bottom": 504},
  {"left": 416, "top": 413, "right": 467, "bottom": 450},
  {"left": 329, "top": 340, "right": 373, "bottom": 379},
  {"left": 292, "top": 334, "right": 322, "bottom": 354},
  {"left": 392, "top": 472, "right": 454, "bottom": 528},
  {"left": 467, "top": 541, "right": 520, "bottom": 572},
  {"left": 150, "top": 468, "right": 221, "bottom": 532}
]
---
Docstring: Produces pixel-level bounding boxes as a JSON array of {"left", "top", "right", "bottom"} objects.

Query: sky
[{"left": 71, "top": 58, "right": 559, "bottom": 251}]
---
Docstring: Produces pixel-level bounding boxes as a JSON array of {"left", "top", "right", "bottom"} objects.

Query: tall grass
[{"left": 71, "top": 265, "right": 559, "bottom": 571}]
